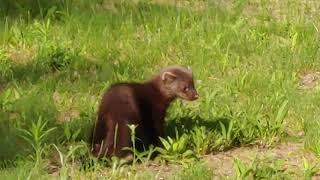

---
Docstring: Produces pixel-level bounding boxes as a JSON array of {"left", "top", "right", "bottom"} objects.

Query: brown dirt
[
  {"left": 52, "top": 91, "right": 80, "bottom": 123},
  {"left": 135, "top": 161, "right": 180, "bottom": 180},
  {"left": 202, "top": 142, "right": 319, "bottom": 178},
  {"left": 7, "top": 48, "right": 35, "bottom": 64},
  {"left": 46, "top": 142, "right": 319, "bottom": 179},
  {"left": 125, "top": 142, "right": 319, "bottom": 179},
  {"left": 298, "top": 71, "right": 320, "bottom": 90}
]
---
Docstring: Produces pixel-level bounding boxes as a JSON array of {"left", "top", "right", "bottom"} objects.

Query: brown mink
[{"left": 90, "top": 65, "right": 199, "bottom": 158}]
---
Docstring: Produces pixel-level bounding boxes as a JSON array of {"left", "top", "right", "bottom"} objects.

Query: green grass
[{"left": 1, "top": 0, "right": 320, "bottom": 179}]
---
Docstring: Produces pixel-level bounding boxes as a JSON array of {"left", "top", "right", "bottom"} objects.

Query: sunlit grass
[{"left": 0, "top": 0, "right": 320, "bottom": 178}]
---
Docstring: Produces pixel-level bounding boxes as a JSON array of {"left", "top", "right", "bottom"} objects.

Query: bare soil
[
  {"left": 299, "top": 71, "right": 320, "bottom": 90},
  {"left": 203, "top": 142, "right": 319, "bottom": 178}
]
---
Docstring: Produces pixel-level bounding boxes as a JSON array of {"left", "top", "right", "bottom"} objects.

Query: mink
[{"left": 90, "top": 65, "right": 199, "bottom": 158}]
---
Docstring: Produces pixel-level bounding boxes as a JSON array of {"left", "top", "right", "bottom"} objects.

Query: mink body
[{"left": 91, "top": 65, "right": 198, "bottom": 158}]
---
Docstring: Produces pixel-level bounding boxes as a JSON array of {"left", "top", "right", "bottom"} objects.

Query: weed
[
  {"left": 302, "top": 158, "right": 319, "bottom": 179},
  {"left": 233, "top": 157, "right": 253, "bottom": 179},
  {"left": 17, "top": 116, "right": 56, "bottom": 178},
  {"left": 52, "top": 143, "right": 86, "bottom": 179},
  {"left": 175, "top": 161, "right": 213, "bottom": 180},
  {"left": 217, "top": 120, "right": 236, "bottom": 149},
  {"left": 157, "top": 128, "right": 197, "bottom": 165},
  {"left": 233, "top": 157, "right": 287, "bottom": 179},
  {"left": 0, "top": 48, "right": 12, "bottom": 80},
  {"left": 62, "top": 123, "right": 81, "bottom": 144},
  {"left": 190, "top": 126, "right": 212, "bottom": 155},
  {"left": 127, "top": 124, "right": 138, "bottom": 167}
]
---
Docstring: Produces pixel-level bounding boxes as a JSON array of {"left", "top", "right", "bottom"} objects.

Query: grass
[{"left": 0, "top": 0, "right": 320, "bottom": 179}]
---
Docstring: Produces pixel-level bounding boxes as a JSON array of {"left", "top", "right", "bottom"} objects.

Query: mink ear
[{"left": 161, "top": 71, "right": 177, "bottom": 84}]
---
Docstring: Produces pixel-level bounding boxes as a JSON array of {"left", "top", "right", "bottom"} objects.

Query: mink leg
[
  {"left": 114, "top": 121, "right": 132, "bottom": 158},
  {"left": 95, "top": 124, "right": 116, "bottom": 158}
]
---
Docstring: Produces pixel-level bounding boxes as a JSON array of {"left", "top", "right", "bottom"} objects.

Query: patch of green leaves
[{"left": 157, "top": 129, "right": 196, "bottom": 165}]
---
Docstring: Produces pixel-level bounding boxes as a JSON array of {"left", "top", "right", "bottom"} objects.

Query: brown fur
[{"left": 90, "top": 65, "right": 199, "bottom": 158}]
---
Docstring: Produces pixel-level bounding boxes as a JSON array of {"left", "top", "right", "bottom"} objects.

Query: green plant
[
  {"left": 127, "top": 124, "right": 138, "bottom": 168},
  {"left": 253, "top": 159, "right": 286, "bottom": 179},
  {"left": 0, "top": 49, "right": 12, "bottom": 79},
  {"left": 40, "top": 46, "right": 77, "bottom": 71},
  {"left": 176, "top": 161, "right": 213, "bottom": 180},
  {"left": 156, "top": 129, "right": 196, "bottom": 165},
  {"left": 0, "top": 87, "right": 21, "bottom": 111},
  {"left": 190, "top": 126, "right": 212, "bottom": 155},
  {"left": 214, "top": 120, "right": 237, "bottom": 151},
  {"left": 272, "top": 99, "right": 289, "bottom": 136},
  {"left": 233, "top": 156, "right": 287, "bottom": 179},
  {"left": 17, "top": 116, "right": 56, "bottom": 178},
  {"left": 134, "top": 144, "right": 158, "bottom": 163},
  {"left": 62, "top": 123, "right": 81, "bottom": 143},
  {"left": 233, "top": 157, "right": 253, "bottom": 179},
  {"left": 303, "top": 158, "right": 319, "bottom": 180},
  {"left": 52, "top": 143, "right": 86, "bottom": 180},
  {"left": 124, "top": 124, "right": 159, "bottom": 166}
]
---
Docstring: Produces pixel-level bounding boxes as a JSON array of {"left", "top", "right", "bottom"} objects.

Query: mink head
[{"left": 159, "top": 65, "right": 199, "bottom": 101}]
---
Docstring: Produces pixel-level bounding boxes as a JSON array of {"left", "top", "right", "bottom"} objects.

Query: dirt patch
[
  {"left": 102, "top": 0, "right": 208, "bottom": 12},
  {"left": 46, "top": 142, "right": 319, "bottom": 179},
  {"left": 202, "top": 142, "right": 319, "bottom": 178},
  {"left": 52, "top": 91, "right": 80, "bottom": 123},
  {"left": 7, "top": 48, "right": 35, "bottom": 64},
  {"left": 213, "top": 0, "right": 320, "bottom": 25},
  {"left": 56, "top": 110, "right": 80, "bottom": 123},
  {"left": 298, "top": 71, "right": 320, "bottom": 90},
  {"left": 134, "top": 161, "right": 180, "bottom": 180}
]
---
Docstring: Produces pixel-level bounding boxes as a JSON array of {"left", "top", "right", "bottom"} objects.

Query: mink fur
[{"left": 90, "top": 65, "right": 198, "bottom": 158}]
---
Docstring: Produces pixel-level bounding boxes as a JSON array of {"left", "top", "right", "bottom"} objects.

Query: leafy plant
[
  {"left": 52, "top": 143, "right": 86, "bottom": 180},
  {"left": 127, "top": 124, "right": 138, "bottom": 168},
  {"left": 233, "top": 157, "right": 253, "bottom": 179},
  {"left": 43, "top": 46, "right": 75, "bottom": 71},
  {"left": 214, "top": 120, "right": 237, "bottom": 151},
  {"left": 156, "top": 128, "right": 196, "bottom": 165},
  {"left": 177, "top": 161, "right": 213, "bottom": 180},
  {"left": 0, "top": 87, "right": 21, "bottom": 111},
  {"left": 17, "top": 116, "right": 56, "bottom": 178},
  {"left": 233, "top": 156, "right": 287, "bottom": 179},
  {"left": 0, "top": 49, "right": 12, "bottom": 80},
  {"left": 190, "top": 126, "right": 212, "bottom": 155},
  {"left": 303, "top": 158, "right": 319, "bottom": 180},
  {"left": 62, "top": 123, "right": 81, "bottom": 144},
  {"left": 272, "top": 99, "right": 289, "bottom": 136}
]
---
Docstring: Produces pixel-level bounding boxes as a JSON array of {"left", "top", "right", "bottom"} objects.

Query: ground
[{"left": 205, "top": 142, "right": 319, "bottom": 178}]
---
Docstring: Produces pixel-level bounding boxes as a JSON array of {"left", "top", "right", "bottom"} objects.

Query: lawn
[{"left": 1, "top": 0, "right": 320, "bottom": 179}]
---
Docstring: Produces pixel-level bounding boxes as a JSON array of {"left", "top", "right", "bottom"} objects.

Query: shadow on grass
[
  {"left": 166, "top": 115, "right": 242, "bottom": 152},
  {"left": 166, "top": 115, "right": 232, "bottom": 138},
  {"left": 0, "top": 117, "right": 26, "bottom": 169},
  {"left": 0, "top": 0, "right": 228, "bottom": 27},
  {"left": 0, "top": 0, "right": 69, "bottom": 18},
  {"left": 1, "top": 55, "right": 114, "bottom": 89},
  {"left": 0, "top": 101, "right": 95, "bottom": 169}
]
